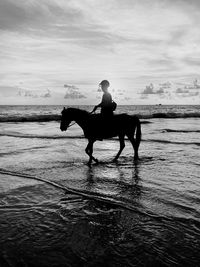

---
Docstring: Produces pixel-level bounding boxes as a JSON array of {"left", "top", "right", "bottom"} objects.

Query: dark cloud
[
  {"left": 64, "top": 84, "right": 86, "bottom": 99},
  {"left": 0, "top": 0, "right": 47, "bottom": 31},
  {"left": 0, "top": 0, "right": 125, "bottom": 51},
  {"left": 0, "top": 0, "right": 170, "bottom": 53},
  {"left": 0, "top": 0, "right": 82, "bottom": 32}
]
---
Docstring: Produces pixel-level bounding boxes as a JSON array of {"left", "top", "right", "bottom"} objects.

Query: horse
[{"left": 60, "top": 107, "right": 141, "bottom": 165}]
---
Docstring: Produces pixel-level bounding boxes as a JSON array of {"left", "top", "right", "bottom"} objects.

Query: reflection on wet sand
[{"left": 85, "top": 160, "right": 142, "bottom": 204}]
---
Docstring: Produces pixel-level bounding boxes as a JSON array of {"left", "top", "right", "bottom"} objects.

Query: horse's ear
[{"left": 61, "top": 106, "right": 66, "bottom": 114}]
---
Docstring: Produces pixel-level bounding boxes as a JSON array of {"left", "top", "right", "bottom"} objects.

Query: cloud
[
  {"left": 0, "top": 0, "right": 121, "bottom": 50},
  {"left": 175, "top": 79, "right": 200, "bottom": 97},
  {"left": 141, "top": 83, "right": 155, "bottom": 94},
  {"left": 18, "top": 88, "right": 51, "bottom": 98},
  {"left": 140, "top": 79, "right": 200, "bottom": 100},
  {"left": 183, "top": 57, "right": 200, "bottom": 67},
  {"left": 18, "top": 89, "right": 38, "bottom": 98},
  {"left": 141, "top": 83, "right": 166, "bottom": 95},
  {"left": 1, "top": 0, "right": 200, "bottom": 105},
  {"left": 176, "top": 88, "right": 189, "bottom": 93},
  {"left": 41, "top": 89, "right": 51, "bottom": 98},
  {"left": 64, "top": 84, "right": 79, "bottom": 90},
  {"left": 156, "top": 88, "right": 165, "bottom": 94},
  {"left": 0, "top": 0, "right": 83, "bottom": 33},
  {"left": 159, "top": 82, "right": 171, "bottom": 88},
  {"left": 140, "top": 82, "right": 169, "bottom": 99},
  {"left": 175, "top": 79, "right": 200, "bottom": 90},
  {"left": 176, "top": 91, "right": 199, "bottom": 98},
  {"left": 189, "top": 91, "right": 199, "bottom": 96},
  {"left": 0, "top": 86, "right": 52, "bottom": 99},
  {"left": 193, "top": 79, "right": 200, "bottom": 89},
  {"left": 64, "top": 84, "right": 86, "bottom": 99},
  {"left": 168, "top": 27, "right": 189, "bottom": 46}
]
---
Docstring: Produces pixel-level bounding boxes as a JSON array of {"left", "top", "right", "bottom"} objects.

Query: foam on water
[{"left": 0, "top": 105, "right": 200, "bottom": 266}]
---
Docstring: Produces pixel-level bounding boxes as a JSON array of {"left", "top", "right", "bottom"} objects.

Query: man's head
[{"left": 99, "top": 80, "right": 110, "bottom": 92}]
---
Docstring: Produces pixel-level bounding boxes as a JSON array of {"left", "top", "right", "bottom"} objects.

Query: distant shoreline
[{"left": 0, "top": 104, "right": 199, "bottom": 106}]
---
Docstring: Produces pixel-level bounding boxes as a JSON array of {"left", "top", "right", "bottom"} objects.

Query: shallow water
[{"left": 0, "top": 105, "right": 200, "bottom": 266}]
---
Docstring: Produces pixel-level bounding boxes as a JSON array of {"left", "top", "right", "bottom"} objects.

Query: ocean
[{"left": 0, "top": 105, "right": 200, "bottom": 267}]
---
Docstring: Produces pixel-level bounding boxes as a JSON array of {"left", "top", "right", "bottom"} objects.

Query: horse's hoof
[{"left": 94, "top": 158, "right": 99, "bottom": 164}]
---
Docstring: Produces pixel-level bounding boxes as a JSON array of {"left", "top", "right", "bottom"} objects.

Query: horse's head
[
  {"left": 60, "top": 107, "right": 89, "bottom": 132},
  {"left": 60, "top": 107, "right": 72, "bottom": 131}
]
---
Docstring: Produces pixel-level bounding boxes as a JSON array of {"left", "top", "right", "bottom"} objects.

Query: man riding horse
[
  {"left": 60, "top": 81, "right": 141, "bottom": 165},
  {"left": 92, "top": 80, "right": 117, "bottom": 117}
]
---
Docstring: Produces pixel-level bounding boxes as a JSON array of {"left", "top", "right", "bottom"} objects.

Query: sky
[{"left": 0, "top": 0, "right": 200, "bottom": 105}]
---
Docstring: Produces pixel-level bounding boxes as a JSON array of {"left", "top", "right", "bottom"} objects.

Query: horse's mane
[{"left": 67, "top": 107, "right": 90, "bottom": 116}]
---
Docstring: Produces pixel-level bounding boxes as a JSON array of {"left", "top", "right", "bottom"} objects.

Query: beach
[{"left": 0, "top": 105, "right": 200, "bottom": 266}]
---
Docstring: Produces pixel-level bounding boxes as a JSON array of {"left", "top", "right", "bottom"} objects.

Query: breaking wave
[
  {"left": 137, "top": 112, "right": 200, "bottom": 119},
  {"left": 0, "top": 112, "right": 200, "bottom": 122},
  {"left": 1, "top": 131, "right": 200, "bottom": 146},
  {"left": 0, "top": 131, "right": 84, "bottom": 139},
  {"left": 0, "top": 114, "right": 60, "bottom": 122},
  {"left": 162, "top": 129, "right": 200, "bottom": 133},
  {"left": 144, "top": 139, "right": 200, "bottom": 146}
]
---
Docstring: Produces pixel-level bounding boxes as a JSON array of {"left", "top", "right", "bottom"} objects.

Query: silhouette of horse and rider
[{"left": 60, "top": 80, "right": 141, "bottom": 165}]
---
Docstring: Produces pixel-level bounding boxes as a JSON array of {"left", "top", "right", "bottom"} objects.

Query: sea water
[{"left": 0, "top": 105, "right": 200, "bottom": 266}]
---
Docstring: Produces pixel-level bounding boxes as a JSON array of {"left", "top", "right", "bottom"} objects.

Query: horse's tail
[{"left": 135, "top": 117, "right": 141, "bottom": 148}]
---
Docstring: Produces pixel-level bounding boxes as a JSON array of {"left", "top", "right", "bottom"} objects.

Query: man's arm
[
  {"left": 92, "top": 102, "right": 102, "bottom": 113},
  {"left": 92, "top": 95, "right": 104, "bottom": 113}
]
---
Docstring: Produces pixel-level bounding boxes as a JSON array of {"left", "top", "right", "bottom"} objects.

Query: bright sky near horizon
[{"left": 0, "top": 0, "right": 200, "bottom": 105}]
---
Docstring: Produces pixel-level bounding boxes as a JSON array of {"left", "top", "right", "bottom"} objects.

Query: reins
[{"left": 67, "top": 121, "right": 76, "bottom": 129}]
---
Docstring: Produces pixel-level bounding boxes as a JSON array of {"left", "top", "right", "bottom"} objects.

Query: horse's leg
[
  {"left": 89, "top": 141, "right": 99, "bottom": 164},
  {"left": 85, "top": 142, "right": 90, "bottom": 161},
  {"left": 113, "top": 135, "right": 125, "bottom": 161},
  {"left": 127, "top": 134, "right": 139, "bottom": 160},
  {"left": 85, "top": 140, "right": 98, "bottom": 165}
]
